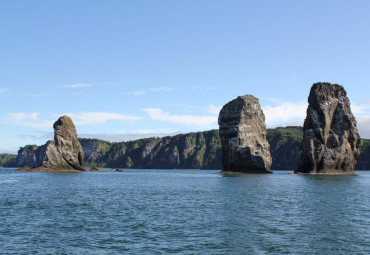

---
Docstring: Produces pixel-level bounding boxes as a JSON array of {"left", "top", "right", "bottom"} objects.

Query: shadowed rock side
[
  {"left": 37, "top": 116, "right": 85, "bottom": 171},
  {"left": 218, "top": 95, "right": 272, "bottom": 173},
  {"left": 296, "top": 83, "right": 363, "bottom": 174}
]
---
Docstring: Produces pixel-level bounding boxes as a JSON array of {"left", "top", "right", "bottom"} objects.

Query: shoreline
[
  {"left": 16, "top": 167, "right": 85, "bottom": 173},
  {"left": 293, "top": 170, "right": 357, "bottom": 176}
]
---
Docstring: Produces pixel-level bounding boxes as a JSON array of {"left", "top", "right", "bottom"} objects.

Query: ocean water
[{"left": 0, "top": 168, "right": 369, "bottom": 254}]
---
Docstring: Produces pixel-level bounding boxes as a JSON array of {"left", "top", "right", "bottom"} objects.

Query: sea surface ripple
[{"left": 0, "top": 168, "right": 369, "bottom": 254}]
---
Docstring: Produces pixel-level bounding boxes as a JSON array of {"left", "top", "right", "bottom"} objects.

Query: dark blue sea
[{"left": 0, "top": 168, "right": 369, "bottom": 254}]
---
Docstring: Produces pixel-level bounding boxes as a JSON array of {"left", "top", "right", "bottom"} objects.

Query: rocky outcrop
[
  {"left": 218, "top": 95, "right": 272, "bottom": 173},
  {"left": 296, "top": 83, "right": 363, "bottom": 174},
  {"left": 16, "top": 143, "right": 49, "bottom": 168},
  {"left": 38, "top": 116, "right": 84, "bottom": 170}
]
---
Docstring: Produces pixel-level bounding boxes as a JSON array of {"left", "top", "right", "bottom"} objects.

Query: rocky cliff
[
  {"left": 0, "top": 154, "right": 17, "bottom": 167},
  {"left": 218, "top": 95, "right": 272, "bottom": 173},
  {"left": 84, "top": 130, "right": 222, "bottom": 169},
  {"left": 9, "top": 126, "right": 370, "bottom": 170},
  {"left": 296, "top": 83, "right": 363, "bottom": 174}
]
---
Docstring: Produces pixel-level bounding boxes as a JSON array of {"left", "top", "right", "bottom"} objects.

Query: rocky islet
[
  {"left": 296, "top": 82, "right": 363, "bottom": 174},
  {"left": 218, "top": 95, "right": 272, "bottom": 173},
  {"left": 18, "top": 115, "right": 85, "bottom": 172}
]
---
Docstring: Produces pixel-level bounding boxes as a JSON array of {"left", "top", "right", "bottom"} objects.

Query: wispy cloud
[
  {"left": 6, "top": 112, "right": 141, "bottom": 129},
  {"left": 61, "top": 83, "right": 94, "bottom": 89},
  {"left": 207, "top": 104, "right": 222, "bottom": 115},
  {"left": 356, "top": 115, "right": 370, "bottom": 138},
  {"left": 0, "top": 87, "right": 9, "bottom": 94},
  {"left": 142, "top": 108, "right": 217, "bottom": 128},
  {"left": 351, "top": 100, "right": 370, "bottom": 115},
  {"left": 7, "top": 112, "right": 54, "bottom": 129},
  {"left": 262, "top": 101, "right": 308, "bottom": 125},
  {"left": 66, "top": 112, "right": 141, "bottom": 125},
  {"left": 79, "top": 129, "right": 179, "bottom": 142},
  {"left": 356, "top": 99, "right": 370, "bottom": 105},
  {"left": 125, "top": 87, "right": 173, "bottom": 96},
  {"left": 350, "top": 100, "right": 370, "bottom": 138}
]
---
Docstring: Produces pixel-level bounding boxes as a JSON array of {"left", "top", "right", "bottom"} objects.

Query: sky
[{"left": 1, "top": 0, "right": 370, "bottom": 153}]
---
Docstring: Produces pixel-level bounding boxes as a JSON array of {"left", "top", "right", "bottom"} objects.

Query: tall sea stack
[
  {"left": 296, "top": 82, "right": 362, "bottom": 174},
  {"left": 38, "top": 115, "right": 85, "bottom": 171},
  {"left": 218, "top": 95, "right": 272, "bottom": 173}
]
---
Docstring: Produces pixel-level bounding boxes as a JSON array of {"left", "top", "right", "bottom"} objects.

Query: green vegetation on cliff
[
  {"left": 0, "top": 154, "right": 17, "bottom": 167},
  {"left": 267, "top": 126, "right": 303, "bottom": 170}
]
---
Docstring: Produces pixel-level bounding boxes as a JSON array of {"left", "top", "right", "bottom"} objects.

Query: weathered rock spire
[
  {"left": 218, "top": 94, "right": 272, "bottom": 173},
  {"left": 296, "top": 82, "right": 362, "bottom": 174},
  {"left": 39, "top": 115, "right": 85, "bottom": 170}
]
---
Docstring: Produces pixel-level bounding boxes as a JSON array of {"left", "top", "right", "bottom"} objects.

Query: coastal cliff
[{"left": 6, "top": 126, "right": 370, "bottom": 170}]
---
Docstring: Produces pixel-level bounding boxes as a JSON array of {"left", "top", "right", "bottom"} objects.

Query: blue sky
[{"left": 1, "top": 0, "right": 370, "bottom": 153}]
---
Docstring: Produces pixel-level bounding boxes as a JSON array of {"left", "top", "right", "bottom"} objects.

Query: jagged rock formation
[
  {"left": 38, "top": 116, "right": 84, "bottom": 170},
  {"left": 296, "top": 83, "right": 363, "bottom": 174},
  {"left": 218, "top": 95, "right": 272, "bottom": 173},
  {"left": 16, "top": 143, "right": 49, "bottom": 168}
]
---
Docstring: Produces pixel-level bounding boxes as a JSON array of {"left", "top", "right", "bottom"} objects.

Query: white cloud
[
  {"left": 6, "top": 112, "right": 140, "bottom": 129},
  {"left": 0, "top": 87, "right": 9, "bottom": 94},
  {"left": 125, "top": 87, "right": 173, "bottom": 95},
  {"left": 79, "top": 129, "right": 180, "bottom": 142},
  {"left": 351, "top": 100, "right": 370, "bottom": 115},
  {"left": 355, "top": 115, "right": 370, "bottom": 139},
  {"left": 142, "top": 108, "right": 217, "bottom": 128},
  {"left": 262, "top": 101, "right": 308, "bottom": 125},
  {"left": 61, "top": 83, "right": 94, "bottom": 89},
  {"left": 356, "top": 99, "right": 370, "bottom": 105},
  {"left": 7, "top": 112, "right": 54, "bottom": 129},
  {"left": 207, "top": 104, "right": 222, "bottom": 115},
  {"left": 350, "top": 101, "right": 370, "bottom": 138},
  {"left": 66, "top": 112, "right": 141, "bottom": 125}
]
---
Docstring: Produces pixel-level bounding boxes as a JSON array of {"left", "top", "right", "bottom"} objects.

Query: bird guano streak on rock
[
  {"left": 218, "top": 94, "right": 272, "bottom": 173},
  {"left": 296, "top": 82, "right": 362, "bottom": 174}
]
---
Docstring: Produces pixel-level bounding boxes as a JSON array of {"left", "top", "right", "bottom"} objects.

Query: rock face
[
  {"left": 16, "top": 143, "right": 48, "bottom": 168},
  {"left": 218, "top": 95, "right": 272, "bottom": 173},
  {"left": 296, "top": 83, "right": 363, "bottom": 174},
  {"left": 39, "top": 116, "right": 84, "bottom": 170}
]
